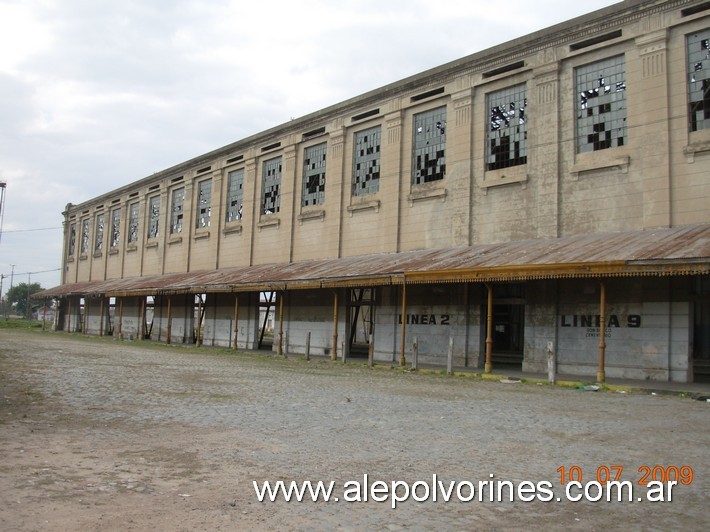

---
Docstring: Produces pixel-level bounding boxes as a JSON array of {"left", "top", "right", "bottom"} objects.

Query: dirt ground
[{"left": 0, "top": 328, "right": 708, "bottom": 531}]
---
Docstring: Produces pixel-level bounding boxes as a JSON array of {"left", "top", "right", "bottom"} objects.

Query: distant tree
[{"left": 5, "top": 282, "right": 43, "bottom": 317}]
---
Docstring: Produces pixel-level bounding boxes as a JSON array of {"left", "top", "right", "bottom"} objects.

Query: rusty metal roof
[{"left": 36, "top": 224, "right": 710, "bottom": 298}]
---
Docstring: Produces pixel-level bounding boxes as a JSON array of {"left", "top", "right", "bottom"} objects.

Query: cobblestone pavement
[{"left": 1, "top": 329, "right": 708, "bottom": 531}]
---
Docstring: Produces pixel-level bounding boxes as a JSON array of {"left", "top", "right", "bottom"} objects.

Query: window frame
[
  {"left": 412, "top": 105, "right": 447, "bottom": 185},
  {"left": 225, "top": 168, "right": 245, "bottom": 223},
  {"left": 302, "top": 142, "right": 327, "bottom": 207},
  {"left": 147, "top": 195, "right": 160, "bottom": 239},
  {"left": 485, "top": 84, "right": 528, "bottom": 171},
  {"left": 262, "top": 157, "right": 282, "bottom": 215},
  {"left": 196, "top": 178, "right": 212, "bottom": 229},
  {"left": 128, "top": 202, "right": 139, "bottom": 244},
  {"left": 110, "top": 207, "right": 121, "bottom": 248},
  {"left": 352, "top": 125, "right": 382, "bottom": 197},
  {"left": 574, "top": 54, "right": 627, "bottom": 153},
  {"left": 94, "top": 213, "right": 105, "bottom": 252},
  {"left": 687, "top": 28, "right": 710, "bottom": 132},
  {"left": 170, "top": 187, "right": 185, "bottom": 234}
]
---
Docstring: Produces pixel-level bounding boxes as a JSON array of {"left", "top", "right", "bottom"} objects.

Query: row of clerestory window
[{"left": 67, "top": 30, "right": 708, "bottom": 257}]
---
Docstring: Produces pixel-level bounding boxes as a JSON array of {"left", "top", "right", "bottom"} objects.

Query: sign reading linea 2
[
  {"left": 560, "top": 314, "right": 642, "bottom": 328},
  {"left": 398, "top": 314, "right": 451, "bottom": 325}
]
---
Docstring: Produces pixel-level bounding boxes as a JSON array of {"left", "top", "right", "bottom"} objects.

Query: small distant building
[{"left": 33, "top": 306, "right": 55, "bottom": 322}]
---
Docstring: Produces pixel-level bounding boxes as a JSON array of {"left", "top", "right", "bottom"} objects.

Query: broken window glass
[
  {"left": 575, "top": 55, "right": 627, "bottom": 153},
  {"left": 688, "top": 30, "right": 710, "bottom": 132},
  {"left": 486, "top": 84, "right": 528, "bottom": 171},
  {"left": 148, "top": 196, "right": 160, "bottom": 239},
  {"left": 412, "top": 107, "right": 446, "bottom": 184},
  {"left": 80, "top": 219, "right": 89, "bottom": 254},
  {"left": 262, "top": 157, "right": 282, "bottom": 214},
  {"left": 110, "top": 208, "right": 121, "bottom": 248},
  {"left": 68, "top": 223, "right": 76, "bottom": 256},
  {"left": 171, "top": 187, "right": 185, "bottom": 234},
  {"left": 128, "top": 202, "right": 139, "bottom": 243},
  {"left": 352, "top": 126, "right": 381, "bottom": 196},
  {"left": 226, "top": 169, "right": 244, "bottom": 222},
  {"left": 196, "top": 179, "right": 212, "bottom": 228},
  {"left": 302, "top": 143, "right": 327, "bottom": 207},
  {"left": 94, "top": 214, "right": 104, "bottom": 251}
]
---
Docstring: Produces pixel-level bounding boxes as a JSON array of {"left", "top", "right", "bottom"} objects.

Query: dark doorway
[
  {"left": 693, "top": 278, "right": 710, "bottom": 383},
  {"left": 346, "top": 288, "right": 375, "bottom": 358},
  {"left": 482, "top": 284, "right": 525, "bottom": 369}
]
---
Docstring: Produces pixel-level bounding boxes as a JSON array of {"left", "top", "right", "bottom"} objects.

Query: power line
[
  {"left": 2, "top": 227, "right": 62, "bottom": 233},
  {"left": 2, "top": 268, "right": 61, "bottom": 277}
]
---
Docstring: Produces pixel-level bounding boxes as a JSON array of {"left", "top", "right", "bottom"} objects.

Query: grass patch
[{"left": 0, "top": 318, "right": 44, "bottom": 330}]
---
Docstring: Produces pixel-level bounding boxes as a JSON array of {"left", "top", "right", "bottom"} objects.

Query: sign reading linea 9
[{"left": 560, "top": 314, "right": 642, "bottom": 328}]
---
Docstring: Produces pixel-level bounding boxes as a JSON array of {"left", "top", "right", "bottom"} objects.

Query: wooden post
[
  {"left": 117, "top": 298, "right": 124, "bottom": 339},
  {"left": 232, "top": 294, "right": 239, "bottom": 351},
  {"left": 367, "top": 334, "right": 374, "bottom": 367},
  {"left": 277, "top": 291, "right": 284, "bottom": 357},
  {"left": 412, "top": 337, "right": 418, "bottom": 370},
  {"left": 399, "top": 278, "right": 407, "bottom": 367},
  {"left": 99, "top": 297, "right": 105, "bottom": 337},
  {"left": 83, "top": 298, "right": 89, "bottom": 334},
  {"left": 166, "top": 295, "right": 172, "bottom": 345},
  {"left": 485, "top": 283, "right": 493, "bottom": 373},
  {"left": 547, "top": 341, "right": 557, "bottom": 384},
  {"left": 331, "top": 291, "right": 339, "bottom": 361},
  {"left": 341, "top": 341, "right": 346, "bottom": 363},
  {"left": 597, "top": 280, "right": 606, "bottom": 383},
  {"left": 139, "top": 297, "right": 146, "bottom": 340},
  {"left": 447, "top": 337, "right": 454, "bottom": 375},
  {"left": 196, "top": 295, "right": 203, "bottom": 347},
  {"left": 305, "top": 331, "right": 311, "bottom": 361}
]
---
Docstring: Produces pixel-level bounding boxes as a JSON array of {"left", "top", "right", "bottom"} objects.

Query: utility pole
[
  {"left": 0, "top": 180, "right": 6, "bottom": 245},
  {"left": 27, "top": 272, "right": 31, "bottom": 319}
]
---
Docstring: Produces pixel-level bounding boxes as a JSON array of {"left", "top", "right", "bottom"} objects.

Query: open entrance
[
  {"left": 144, "top": 295, "right": 155, "bottom": 339},
  {"left": 482, "top": 284, "right": 525, "bottom": 369},
  {"left": 193, "top": 294, "right": 206, "bottom": 344},
  {"left": 346, "top": 288, "right": 375, "bottom": 358},
  {"left": 258, "top": 291, "right": 276, "bottom": 350},
  {"left": 692, "top": 278, "right": 710, "bottom": 383}
]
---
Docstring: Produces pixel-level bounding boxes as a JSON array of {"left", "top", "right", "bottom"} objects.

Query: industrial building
[{"left": 39, "top": 0, "right": 710, "bottom": 383}]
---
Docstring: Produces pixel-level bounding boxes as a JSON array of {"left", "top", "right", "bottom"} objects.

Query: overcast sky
[{"left": 0, "top": 0, "right": 619, "bottom": 295}]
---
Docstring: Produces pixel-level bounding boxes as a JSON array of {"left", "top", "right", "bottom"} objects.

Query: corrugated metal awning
[{"left": 36, "top": 224, "right": 710, "bottom": 298}]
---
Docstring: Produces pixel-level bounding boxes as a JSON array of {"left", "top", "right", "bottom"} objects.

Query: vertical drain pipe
[
  {"left": 331, "top": 290, "right": 339, "bottom": 361},
  {"left": 485, "top": 283, "right": 494, "bottom": 373},
  {"left": 597, "top": 280, "right": 606, "bottom": 383},
  {"left": 400, "top": 275, "right": 407, "bottom": 367}
]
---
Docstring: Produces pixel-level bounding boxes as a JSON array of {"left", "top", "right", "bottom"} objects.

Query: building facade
[{"left": 42, "top": 0, "right": 710, "bottom": 382}]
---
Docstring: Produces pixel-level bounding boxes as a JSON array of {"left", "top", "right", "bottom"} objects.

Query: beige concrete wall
[
  {"left": 669, "top": 16, "right": 710, "bottom": 226},
  {"left": 60, "top": 1, "right": 710, "bottom": 285}
]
